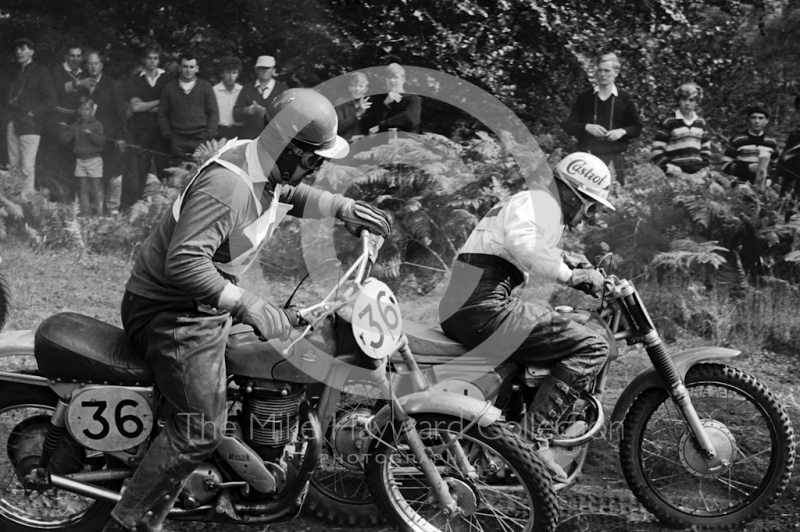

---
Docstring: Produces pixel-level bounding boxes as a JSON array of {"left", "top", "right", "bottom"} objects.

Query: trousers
[
  {"left": 6, "top": 121, "right": 40, "bottom": 195},
  {"left": 112, "top": 291, "right": 231, "bottom": 529},
  {"left": 440, "top": 254, "right": 608, "bottom": 379}
]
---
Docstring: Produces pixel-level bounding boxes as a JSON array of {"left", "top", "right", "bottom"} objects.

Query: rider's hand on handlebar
[
  {"left": 563, "top": 250, "right": 593, "bottom": 270},
  {"left": 567, "top": 268, "right": 605, "bottom": 297},
  {"left": 231, "top": 292, "right": 292, "bottom": 342},
  {"left": 338, "top": 200, "right": 392, "bottom": 239}
]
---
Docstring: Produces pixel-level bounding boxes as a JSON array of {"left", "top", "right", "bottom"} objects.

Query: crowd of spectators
[
  {"left": 0, "top": 37, "right": 425, "bottom": 217},
  {"left": 3, "top": 38, "right": 799, "bottom": 219}
]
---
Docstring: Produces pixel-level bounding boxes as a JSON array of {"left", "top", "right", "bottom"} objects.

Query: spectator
[
  {"left": 127, "top": 43, "right": 171, "bottom": 197},
  {"left": 5, "top": 37, "right": 57, "bottom": 196},
  {"left": 334, "top": 71, "right": 372, "bottom": 141},
  {"left": 651, "top": 82, "right": 711, "bottom": 176},
  {"left": 722, "top": 102, "right": 779, "bottom": 185},
  {"left": 40, "top": 43, "right": 88, "bottom": 199},
  {"left": 777, "top": 95, "right": 800, "bottom": 198},
  {"left": 77, "top": 50, "right": 128, "bottom": 215},
  {"left": 60, "top": 96, "right": 105, "bottom": 215},
  {"left": 562, "top": 52, "right": 643, "bottom": 187},
  {"left": 158, "top": 51, "right": 219, "bottom": 163},
  {"left": 233, "top": 55, "right": 289, "bottom": 139},
  {"left": 362, "top": 63, "right": 421, "bottom": 134},
  {"left": 213, "top": 56, "right": 244, "bottom": 140}
]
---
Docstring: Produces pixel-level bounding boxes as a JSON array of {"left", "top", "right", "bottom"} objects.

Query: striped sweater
[
  {"left": 722, "top": 130, "right": 779, "bottom": 182},
  {"left": 651, "top": 111, "right": 710, "bottom": 174}
]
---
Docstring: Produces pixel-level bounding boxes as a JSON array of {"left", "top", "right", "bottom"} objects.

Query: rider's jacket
[
  {"left": 458, "top": 189, "right": 571, "bottom": 286},
  {"left": 126, "top": 139, "right": 344, "bottom": 306}
]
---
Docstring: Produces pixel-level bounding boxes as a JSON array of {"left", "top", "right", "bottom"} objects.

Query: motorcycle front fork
[
  {"left": 374, "top": 344, "right": 474, "bottom": 518},
  {"left": 642, "top": 332, "right": 727, "bottom": 471}
]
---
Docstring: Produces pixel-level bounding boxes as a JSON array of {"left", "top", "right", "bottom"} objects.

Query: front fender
[
  {"left": 610, "top": 346, "right": 740, "bottom": 424},
  {"left": 371, "top": 390, "right": 502, "bottom": 431}
]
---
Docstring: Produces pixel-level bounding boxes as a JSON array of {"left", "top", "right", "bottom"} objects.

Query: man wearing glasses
[
  {"left": 438, "top": 152, "right": 613, "bottom": 483},
  {"left": 103, "top": 89, "right": 391, "bottom": 532}
]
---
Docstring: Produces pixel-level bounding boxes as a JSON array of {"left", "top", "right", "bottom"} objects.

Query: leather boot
[
  {"left": 102, "top": 483, "right": 183, "bottom": 532},
  {"left": 524, "top": 372, "right": 583, "bottom": 483}
]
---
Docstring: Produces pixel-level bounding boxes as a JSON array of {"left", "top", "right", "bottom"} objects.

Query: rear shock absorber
[{"left": 40, "top": 398, "right": 69, "bottom": 469}]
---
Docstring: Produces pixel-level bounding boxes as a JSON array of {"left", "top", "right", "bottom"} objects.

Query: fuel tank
[{"left": 225, "top": 317, "right": 337, "bottom": 383}]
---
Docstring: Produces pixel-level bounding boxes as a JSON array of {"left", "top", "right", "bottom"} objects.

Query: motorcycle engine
[{"left": 239, "top": 381, "right": 306, "bottom": 460}]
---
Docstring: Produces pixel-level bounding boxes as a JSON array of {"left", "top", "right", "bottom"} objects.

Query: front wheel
[
  {"left": 620, "top": 363, "right": 795, "bottom": 530},
  {"left": 365, "top": 414, "right": 559, "bottom": 532}
]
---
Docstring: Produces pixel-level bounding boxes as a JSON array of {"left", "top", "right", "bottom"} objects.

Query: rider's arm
[
  {"left": 280, "top": 182, "right": 350, "bottom": 219},
  {"left": 503, "top": 192, "right": 572, "bottom": 283}
]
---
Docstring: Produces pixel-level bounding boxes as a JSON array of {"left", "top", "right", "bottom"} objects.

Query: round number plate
[
  {"left": 66, "top": 386, "right": 154, "bottom": 452},
  {"left": 352, "top": 279, "right": 403, "bottom": 359}
]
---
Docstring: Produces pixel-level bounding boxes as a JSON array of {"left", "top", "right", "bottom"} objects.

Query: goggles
[
  {"left": 284, "top": 142, "right": 327, "bottom": 171},
  {"left": 560, "top": 177, "right": 598, "bottom": 220}
]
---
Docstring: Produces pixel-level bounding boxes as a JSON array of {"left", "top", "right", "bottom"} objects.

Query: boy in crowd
[
  {"left": 60, "top": 96, "right": 105, "bottom": 215},
  {"left": 651, "top": 82, "right": 711, "bottom": 176},
  {"left": 722, "top": 102, "right": 779, "bottom": 185}
]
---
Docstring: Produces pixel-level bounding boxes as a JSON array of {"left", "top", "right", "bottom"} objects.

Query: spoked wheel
[
  {"left": 365, "top": 414, "right": 559, "bottom": 532},
  {"left": 620, "top": 363, "right": 795, "bottom": 530},
  {"left": 0, "top": 383, "right": 118, "bottom": 532},
  {"left": 306, "top": 380, "right": 385, "bottom": 526}
]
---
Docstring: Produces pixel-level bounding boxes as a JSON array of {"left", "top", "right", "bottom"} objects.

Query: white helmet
[{"left": 555, "top": 152, "right": 615, "bottom": 210}]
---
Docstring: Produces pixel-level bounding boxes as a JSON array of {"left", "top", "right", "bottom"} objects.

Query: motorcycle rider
[
  {"left": 439, "top": 152, "right": 613, "bottom": 482},
  {"left": 102, "top": 88, "right": 391, "bottom": 532}
]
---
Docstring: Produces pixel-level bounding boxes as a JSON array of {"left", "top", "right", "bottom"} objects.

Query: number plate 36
[
  {"left": 353, "top": 279, "right": 403, "bottom": 359},
  {"left": 66, "top": 386, "right": 155, "bottom": 452}
]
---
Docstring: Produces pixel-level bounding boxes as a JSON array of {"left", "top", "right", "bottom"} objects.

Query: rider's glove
[
  {"left": 562, "top": 250, "right": 593, "bottom": 270},
  {"left": 337, "top": 199, "right": 392, "bottom": 239},
  {"left": 231, "top": 292, "right": 293, "bottom": 341},
  {"left": 567, "top": 268, "right": 605, "bottom": 297}
]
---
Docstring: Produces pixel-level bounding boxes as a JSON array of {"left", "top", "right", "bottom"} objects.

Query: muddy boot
[{"left": 524, "top": 372, "right": 583, "bottom": 483}]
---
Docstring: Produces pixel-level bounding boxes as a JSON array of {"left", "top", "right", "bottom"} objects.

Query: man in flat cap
[{"left": 233, "top": 55, "right": 289, "bottom": 139}]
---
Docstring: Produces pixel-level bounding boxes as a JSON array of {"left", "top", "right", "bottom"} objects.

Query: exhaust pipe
[{"left": 49, "top": 473, "right": 121, "bottom": 503}]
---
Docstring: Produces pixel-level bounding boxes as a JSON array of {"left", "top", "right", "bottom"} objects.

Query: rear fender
[
  {"left": 610, "top": 346, "right": 740, "bottom": 424},
  {"left": 0, "top": 329, "right": 48, "bottom": 388},
  {"left": 370, "top": 390, "right": 502, "bottom": 431}
]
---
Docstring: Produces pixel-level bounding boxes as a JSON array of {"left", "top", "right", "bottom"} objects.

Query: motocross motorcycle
[
  {"left": 306, "top": 256, "right": 796, "bottom": 530},
  {"left": 0, "top": 231, "right": 559, "bottom": 532}
]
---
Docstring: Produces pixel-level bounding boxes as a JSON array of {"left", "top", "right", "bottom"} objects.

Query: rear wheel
[
  {"left": 0, "top": 382, "right": 117, "bottom": 532},
  {"left": 365, "top": 414, "right": 559, "bottom": 532},
  {"left": 620, "top": 363, "right": 795, "bottom": 529}
]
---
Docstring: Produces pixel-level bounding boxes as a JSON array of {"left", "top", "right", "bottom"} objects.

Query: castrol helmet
[{"left": 555, "top": 152, "right": 615, "bottom": 210}]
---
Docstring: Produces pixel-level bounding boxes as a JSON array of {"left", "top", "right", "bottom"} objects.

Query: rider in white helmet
[{"left": 439, "top": 152, "right": 613, "bottom": 482}]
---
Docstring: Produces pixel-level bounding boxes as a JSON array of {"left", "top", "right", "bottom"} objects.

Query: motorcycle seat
[
  {"left": 404, "top": 320, "right": 470, "bottom": 363},
  {"left": 35, "top": 312, "right": 154, "bottom": 386}
]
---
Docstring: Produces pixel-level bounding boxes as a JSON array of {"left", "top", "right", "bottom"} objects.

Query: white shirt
[
  {"left": 140, "top": 68, "right": 166, "bottom": 88},
  {"left": 675, "top": 109, "right": 698, "bottom": 125},
  {"left": 255, "top": 79, "right": 275, "bottom": 99},
  {"left": 593, "top": 84, "right": 619, "bottom": 101},
  {"left": 213, "top": 82, "right": 243, "bottom": 126},
  {"left": 460, "top": 189, "right": 571, "bottom": 284},
  {"left": 179, "top": 78, "right": 197, "bottom": 94}
]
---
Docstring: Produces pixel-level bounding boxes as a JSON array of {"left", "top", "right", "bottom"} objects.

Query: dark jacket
[
  {"left": 6, "top": 61, "right": 57, "bottom": 136},
  {"left": 60, "top": 117, "right": 105, "bottom": 159},
  {"left": 51, "top": 63, "right": 86, "bottom": 120},
  {"left": 361, "top": 93, "right": 422, "bottom": 134},
  {"left": 233, "top": 79, "right": 289, "bottom": 139},
  {"left": 334, "top": 97, "right": 367, "bottom": 141},
  {"left": 562, "top": 88, "right": 642, "bottom": 156},
  {"left": 127, "top": 70, "right": 174, "bottom": 141},
  {"left": 75, "top": 74, "right": 128, "bottom": 177}
]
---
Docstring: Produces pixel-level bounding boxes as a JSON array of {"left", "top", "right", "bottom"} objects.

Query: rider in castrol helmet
[
  {"left": 439, "top": 151, "right": 613, "bottom": 482},
  {"left": 554, "top": 151, "right": 615, "bottom": 228}
]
